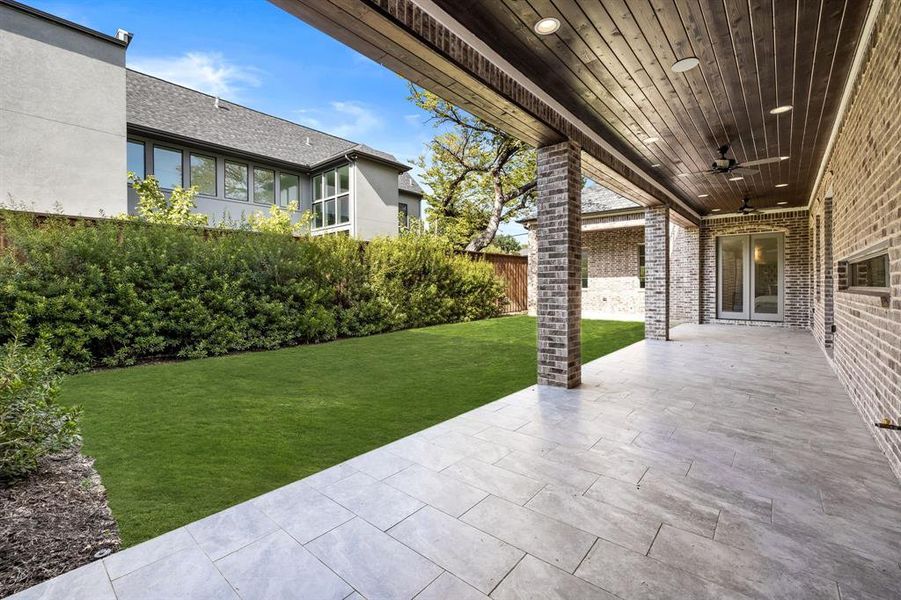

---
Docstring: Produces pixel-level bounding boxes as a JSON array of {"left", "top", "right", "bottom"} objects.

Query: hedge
[{"left": 0, "top": 213, "right": 504, "bottom": 371}]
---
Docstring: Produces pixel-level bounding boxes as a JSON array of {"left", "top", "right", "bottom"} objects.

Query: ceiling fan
[
  {"left": 687, "top": 144, "right": 786, "bottom": 176},
  {"left": 736, "top": 196, "right": 760, "bottom": 215}
]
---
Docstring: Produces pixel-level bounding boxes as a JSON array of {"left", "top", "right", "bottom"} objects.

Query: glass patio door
[{"left": 717, "top": 233, "right": 784, "bottom": 322}]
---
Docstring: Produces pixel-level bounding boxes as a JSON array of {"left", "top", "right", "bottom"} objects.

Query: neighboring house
[
  {"left": 521, "top": 186, "right": 648, "bottom": 318},
  {"left": 0, "top": 0, "right": 422, "bottom": 238}
]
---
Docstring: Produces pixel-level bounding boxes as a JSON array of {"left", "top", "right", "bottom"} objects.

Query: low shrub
[
  {"left": 0, "top": 212, "right": 504, "bottom": 371},
  {"left": 0, "top": 341, "right": 80, "bottom": 480}
]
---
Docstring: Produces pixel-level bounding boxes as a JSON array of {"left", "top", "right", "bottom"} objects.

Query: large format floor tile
[{"left": 13, "top": 325, "right": 901, "bottom": 600}]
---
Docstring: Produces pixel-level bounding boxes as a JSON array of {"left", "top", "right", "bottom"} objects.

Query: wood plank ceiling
[{"left": 432, "top": 0, "right": 870, "bottom": 214}]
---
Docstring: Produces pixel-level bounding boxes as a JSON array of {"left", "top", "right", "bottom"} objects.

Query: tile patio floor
[{"left": 10, "top": 325, "right": 901, "bottom": 600}]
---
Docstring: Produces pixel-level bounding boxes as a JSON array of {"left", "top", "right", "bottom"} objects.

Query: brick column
[
  {"left": 644, "top": 206, "right": 670, "bottom": 340},
  {"left": 536, "top": 140, "right": 581, "bottom": 388}
]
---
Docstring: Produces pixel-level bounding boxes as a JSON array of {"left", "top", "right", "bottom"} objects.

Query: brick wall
[
  {"left": 582, "top": 226, "right": 645, "bottom": 314},
  {"left": 699, "top": 210, "right": 810, "bottom": 328},
  {"left": 536, "top": 140, "right": 582, "bottom": 388},
  {"left": 670, "top": 221, "right": 700, "bottom": 325},
  {"left": 810, "top": 0, "right": 901, "bottom": 479}
]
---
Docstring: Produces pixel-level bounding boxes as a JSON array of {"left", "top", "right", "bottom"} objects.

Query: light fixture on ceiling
[
  {"left": 533, "top": 17, "right": 560, "bottom": 35},
  {"left": 671, "top": 57, "right": 700, "bottom": 73},
  {"left": 775, "top": 183, "right": 788, "bottom": 188},
  {"left": 711, "top": 208, "right": 721, "bottom": 212},
  {"left": 677, "top": 173, "right": 691, "bottom": 178},
  {"left": 780, "top": 156, "right": 790, "bottom": 160},
  {"left": 698, "top": 193, "right": 709, "bottom": 198},
  {"left": 650, "top": 163, "right": 661, "bottom": 167},
  {"left": 728, "top": 176, "right": 744, "bottom": 181},
  {"left": 769, "top": 105, "right": 793, "bottom": 115},
  {"left": 777, "top": 201, "right": 788, "bottom": 205},
  {"left": 644, "top": 136, "right": 659, "bottom": 144}
]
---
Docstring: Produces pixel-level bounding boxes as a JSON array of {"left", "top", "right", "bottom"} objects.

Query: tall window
[
  {"left": 190, "top": 154, "right": 216, "bottom": 196},
  {"left": 225, "top": 162, "right": 248, "bottom": 201},
  {"left": 581, "top": 255, "right": 589, "bottom": 289},
  {"left": 279, "top": 173, "right": 299, "bottom": 207},
  {"left": 153, "top": 146, "right": 182, "bottom": 189},
  {"left": 638, "top": 244, "right": 646, "bottom": 289},
  {"left": 127, "top": 140, "right": 145, "bottom": 179},
  {"left": 253, "top": 168, "right": 275, "bottom": 204},
  {"left": 398, "top": 202, "right": 409, "bottom": 230},
  {"left": 313, "top": 164, "right": 350, "bottom": 228}
]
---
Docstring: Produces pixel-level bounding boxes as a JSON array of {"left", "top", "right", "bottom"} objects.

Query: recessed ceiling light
[
  {"left": 533, "top": 17, "right": 560, "bottom": 35},
  {"left": 671, "top": 57, "right": 700, "bottom": 73},
  {"left": 775, "top": 183, "right": 788, "bottom": 188},
  {"left": 644, "top": 136, "right": 659, "bottom": 144},
  {"left": 711, "top": 208, "right": 721, "bottom": 212},
  {"left": 728, "top": 176, "right": 744, "bottom": 181},
  {"left": 777, "top": 201, "right": 788, "bottom": 205},
  {"left": 779, "top": 156, "right": 790, "bottom": 161},
  {"left": 769, "top": 105, "right": 793, "bottom": 114},
  {"left": 698, "top": 193, "right": 709, "bottom": 198},
  {"left": 677, "top": 173, "right": 691, "bottom": 178},
  {"left": 650, "top": 163, "right": 661, "bottom": 167}
]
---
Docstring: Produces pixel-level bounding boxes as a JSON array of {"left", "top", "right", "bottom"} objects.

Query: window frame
[
  {"left": 637, "top": 243, "right": 646, "bottom": 289},
  {"left": 398, "top": 202, "right": 409, "bottom": 230},
  {"left": 151, "top": 145, "right": 184, "bottom": 190},
  {"left": 225, "top": 161, "right": 249, "bottom": 202},
  {"left": 127, "top": 139, "right": 146, "bottom": 179},
  {"left": 312, "top": 163, "right": 351, "bottom": 230},
  {"left": 840, "top": 241, "right": 891, "bottom": 298},
  {"left": 581, "top": 255, "right": 589, "bottom": 289},
  {"left": 189, "top": 153, "right": 217, "bottom": 197},
  {"left": 252, "top": 167, "right": 276, "bottom": 205}
]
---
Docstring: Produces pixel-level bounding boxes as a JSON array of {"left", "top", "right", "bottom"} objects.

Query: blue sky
[{"left": 29, "top": 0, "right": 529, "bottom": 239}]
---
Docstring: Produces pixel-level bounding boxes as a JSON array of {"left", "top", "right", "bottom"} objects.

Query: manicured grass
[{"left": 61, "top": 316, "right": 644, "bottom": 546}]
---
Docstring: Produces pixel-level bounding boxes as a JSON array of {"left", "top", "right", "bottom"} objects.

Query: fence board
[{"left": 462, "top": 251, "right": 528, "bottom": 314}]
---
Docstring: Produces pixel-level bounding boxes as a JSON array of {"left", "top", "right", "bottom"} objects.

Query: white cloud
[
  {"left": 329, "top": 101, "right": 384, "bottom": 138},
  {"left": 129, "top": 52, "right": 261, "bottom": 98}
]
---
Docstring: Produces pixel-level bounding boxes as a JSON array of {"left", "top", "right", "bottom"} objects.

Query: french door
[{"left": 717, "top": 233, "right": 784, "bottom": 322}]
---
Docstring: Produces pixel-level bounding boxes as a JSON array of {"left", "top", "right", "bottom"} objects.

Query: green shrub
[
  {"left": 0, "top": 341, "right": 80, "bottom": 480},
  {"left": 0, "top": 212, "right": 504, "bottom": 371}
]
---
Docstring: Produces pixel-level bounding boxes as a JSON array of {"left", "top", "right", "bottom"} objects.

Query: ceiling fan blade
[
  {"left": 739, "top": 156, "right": 783, "bottom": 167},
  {"left": 730, "top": 167, "right": 759, "bottom": 176}
]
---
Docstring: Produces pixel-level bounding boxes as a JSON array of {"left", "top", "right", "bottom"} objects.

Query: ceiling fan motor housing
[{"left": 713, "top": 157, "right": 735, "bottom": 170}]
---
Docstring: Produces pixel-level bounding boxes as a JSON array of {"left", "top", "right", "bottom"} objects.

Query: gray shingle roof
[
  {"left": 126, "top": 69, "right": 419, "bottom": 199},
  {"left": 519, "top": 184, "right": 638, "bottom": 222}
]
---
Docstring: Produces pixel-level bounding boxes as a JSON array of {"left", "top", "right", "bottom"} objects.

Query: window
[
  {"left": 225, "top": 161, "right": 248, "bottom": 201},
  {"left": 850, "top": 254, "right": 888, "bottom": 289},
  {"left": 581, "top": 255, "right": 589, "bottom": 289},
  {"left": 127, "top": 140, "right": 145, "bottom": 179},
  {"left": 253, "top": 168, "right": 275, "bottom": 204},
  {"left": 313, "top": 164, "right": 350, "bottom": 228},
  {"left": 279, "top": 173, "right": 299, "bottom": 207},
  {"left": 190, "top": 154, "right": 216, "bottom": 196},
  {"left": 153, "top": 146, "right": 182, "bottom": 189},
  {"left": 398, "top": 202, "right": 409, "bottom": 230},
  {"left": 638, "top": 244, "right": 646, "bottom": 289}
]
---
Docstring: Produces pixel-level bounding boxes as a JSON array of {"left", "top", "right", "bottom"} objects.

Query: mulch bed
[{"left": 0, "top": 452, "right": 120, "bottom": 598}]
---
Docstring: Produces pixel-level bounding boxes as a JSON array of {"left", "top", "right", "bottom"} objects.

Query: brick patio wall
[
  {"left": 582, "top": 227, "right": 645, "bottom": 314},
  {"left": 810, "top": 0, "right": 901, "bottom": 479},
  {"left": 670, "top": 221, "right": 700, "bottom": 326},
  {"left": 644, "top": 206, "right": 670, "bottom": 340},
  {"left": 699, "top": 210, "right": 810, "bottom": 329}
]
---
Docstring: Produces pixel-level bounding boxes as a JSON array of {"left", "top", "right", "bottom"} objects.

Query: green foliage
[
  {"left": 128, "top": 173, "right": 209, "bottom": 227},
  {"left": 485, "top": 233, "right": 524, "bottom": 255},
  {"left": 245, "top": 201, "right": 313, "bottom": 236},
  {"left": 0, "top": 212, "right": 504, "bottom": 371},
  {"left": 1, "top": 340, "right": 80, "bottom": 480}
]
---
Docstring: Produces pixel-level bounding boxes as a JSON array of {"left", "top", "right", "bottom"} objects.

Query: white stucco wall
[
  {"left": 352, "top": 157, "right": 408, "bottom": 239},
  {"left": 0, "top": 5, "right": 127, "bottom": 216}
]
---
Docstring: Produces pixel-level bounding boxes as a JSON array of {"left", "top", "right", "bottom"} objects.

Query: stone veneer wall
[
  {"left": 582, "top": 227, "right": 645, "bottom": 314},
  {"left": 699, "top": 210, "right": 811, "bottom": 329},
  {"left": 809, "top": 0, "right": 901, "bottom": 479},
  {"left": 670, "top": 221, "right": 700, "bottom": 326}
]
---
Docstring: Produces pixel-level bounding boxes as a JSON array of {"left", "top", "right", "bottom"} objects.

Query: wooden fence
[
  {"left": 463, "top": 251, "right": 528, "bottom": 314},
  {"left": 0, "top": 211, "right": 529, "bottom": 314}
]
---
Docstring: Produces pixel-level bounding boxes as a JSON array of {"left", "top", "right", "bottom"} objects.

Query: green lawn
[{"left": 62, "top": 316, "right": 644, "bottom": 546}]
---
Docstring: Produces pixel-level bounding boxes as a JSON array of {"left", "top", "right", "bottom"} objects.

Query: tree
[
  {"left": 411, "top": 86, "right": 536, "bottom": 252},
  {"left": 484, "top": 233, "right": 524, "bottom": 254},
  {"left": 128, "top": 173, "right": 208, "bottom": 227},
  {"left": 245, "top": 202, "right": 312, "bottom": 236}
]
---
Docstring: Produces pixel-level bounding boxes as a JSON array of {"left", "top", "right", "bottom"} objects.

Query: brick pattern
[
  {"left": 699, "top": 211, "right": 811, "bottom": 329},
  {"left": 644, "top": 206, "right": 670, "bottom": 340},
  {"left": 536, "top": 140, "right": 582, "bottom": 388},
  {"left": 809, "top": 0, "right": 901, "bottom": 480},
  {"left": 582, "top": 227, "right": 645, "bottom": 314},
  {"left": 810, "top": 193, "right": 836, "bottom": 349},
  {"left": 670, "top": 222, "right": 700, "bottom": 326}
]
